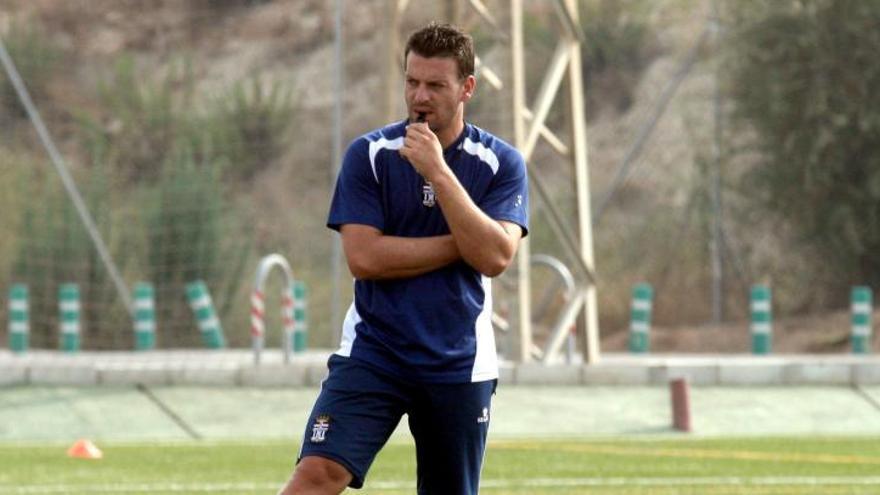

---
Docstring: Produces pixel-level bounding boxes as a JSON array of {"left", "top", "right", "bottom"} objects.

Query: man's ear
[{"left": 461, "top": 75, "right": 476, "bottom": 103}]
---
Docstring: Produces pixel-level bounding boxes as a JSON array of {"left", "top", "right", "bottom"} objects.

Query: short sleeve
[
  {"left": 327, "top": 138, "right": 384, "bottom": 232},
  {"left": 479, "top": 148, "right": 529, "bottom": 237}
]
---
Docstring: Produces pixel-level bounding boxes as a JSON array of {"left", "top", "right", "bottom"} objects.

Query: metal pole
[
  {"left": 511, "top": 0, "right": 532, "bottom": 362},
  {"left": 446, "top": 0, "right": 461, "bottom": 24},
  {"left": 330, "top": 0, "right": 345, "bottom": 342},
  {"left": 0, "top": 35, "right": 134, "bottom": 317},
  {"left": 710, "top": 1, "right": 724, "bottom": 324},
  {"left": 384, "top": 0, "right": 402, "bottom": 123},
  {"left": 564, "top": 0, "right": 600, "bottom": 363}
]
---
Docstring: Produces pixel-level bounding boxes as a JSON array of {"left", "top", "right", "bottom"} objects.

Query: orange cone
[{"left": 67, "top": 439, "right": 103, "bottom": 459}]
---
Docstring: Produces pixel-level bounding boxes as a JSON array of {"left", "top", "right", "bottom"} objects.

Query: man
[{"left": 279, "top": 22, "right": 528, "bottom": 495}]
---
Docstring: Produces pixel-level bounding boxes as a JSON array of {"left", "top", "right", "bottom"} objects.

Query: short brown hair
[{"left": 404, "top": 22, "right": 474, "bottom": 80}]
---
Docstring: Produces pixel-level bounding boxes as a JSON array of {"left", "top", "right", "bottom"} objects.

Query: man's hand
[{"left": 400, "top": 122, "right": 445, "bottom": 181}]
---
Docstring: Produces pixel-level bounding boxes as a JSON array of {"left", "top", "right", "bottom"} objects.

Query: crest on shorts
[
  {"left": 477, "top": 407, "right": 490, "bottom": 424},
  {"left": 422, "top": 181, "right": 436, "bottom": 207},
  {"left": 311, "top": 414, "right": 330, "bottom": 443}
]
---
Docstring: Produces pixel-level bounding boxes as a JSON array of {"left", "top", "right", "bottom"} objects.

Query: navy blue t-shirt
[{"left": 327, "top": 120, "right": 529, "bottom": 383}]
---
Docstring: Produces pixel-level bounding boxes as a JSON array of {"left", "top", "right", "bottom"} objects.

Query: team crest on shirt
[
  {"left": 311, "top": 414, "right": 330, "bottom": 443},
  {"left": 422, "top": 181, "right": 436, "bottom": 207}
]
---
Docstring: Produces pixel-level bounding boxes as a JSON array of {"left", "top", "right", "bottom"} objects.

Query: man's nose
[{"left": 413, "top": 85, "right": 430, "bottom": 103}]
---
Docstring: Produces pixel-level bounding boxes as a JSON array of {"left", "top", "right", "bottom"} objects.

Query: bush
[
  {"left": 9, "top": 159, "right": 131, "bottom": 349},
  {"left": 80, "top": 58, "right": 295, "bottom": 185},
  {"left": 0, "top": 22, "right": 62, "bottom": 121},
  {"left": 726, "top": 0, "right": 880, "bottom": 303},
  {"left": 78, "top": 56, "right": 196, "bottom": 183},
  {"left": 7, "top": 53, "right": 283, "bottom": 348},
  {"left": 580, "top": 0, "right": 658, "bottom": 115},
  {"left": 143, "top": 146, "right": 253, "bottom": 347},
  {"left": 203, "top": 77, "right": 295, "bottom": 183}
]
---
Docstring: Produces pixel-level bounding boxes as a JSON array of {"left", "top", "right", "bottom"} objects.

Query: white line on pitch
[{"left": 5, "top": 477, "right": 880, "bottom": 493}]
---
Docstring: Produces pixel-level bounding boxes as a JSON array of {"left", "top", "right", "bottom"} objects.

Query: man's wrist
[{"left": 425, "top": 161, "right": 454, "bottom": 188}]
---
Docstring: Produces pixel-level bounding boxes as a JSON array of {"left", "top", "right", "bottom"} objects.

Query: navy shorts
[{"left": 297, "top": 355, "right": 496, "bottom": 493}]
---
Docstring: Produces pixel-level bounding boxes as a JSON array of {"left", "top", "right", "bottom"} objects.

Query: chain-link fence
[{"left": 1, "top": 0, "right": 875, "bottom": 356}]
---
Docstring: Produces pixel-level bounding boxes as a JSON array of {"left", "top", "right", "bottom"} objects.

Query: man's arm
[
  {"left": 340, "top": 224, "right": 461, "bottom": 280},
  {"left": 429, "top": 172, "right": 522, "bottom": 277},
  {"left": 400, "top": 123, "right": 523, "bottom": 277}
]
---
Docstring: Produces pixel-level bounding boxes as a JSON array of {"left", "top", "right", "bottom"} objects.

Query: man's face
[{"left": 404, "top": 52, "right": 475, "bottom": 132}]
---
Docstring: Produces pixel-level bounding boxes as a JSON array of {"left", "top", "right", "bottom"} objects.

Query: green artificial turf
[{"left": 1, "top": 437, "right": 879, "bottom": 494}]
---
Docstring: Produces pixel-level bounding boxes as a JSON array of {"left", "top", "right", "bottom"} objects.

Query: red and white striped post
[
  {"left": 281, "top": 289, "right": 295, "bottom": 352},
  {"left": 250, "top": 289, "right": 266, "bottom": 364},
  {"left": 251, "top": 254, "right": 298, "bottom": 365}
]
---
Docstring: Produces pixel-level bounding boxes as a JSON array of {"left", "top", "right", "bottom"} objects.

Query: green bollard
[
  {"left": 8, "top": 284, "right": 29, "bottom": 353},
  {"left": 59, "top": 283, "right": 81, "bottom": 352},
  {"left": 292, "top": 281, "right": 308, "bottom": 353},
  {"left": 628, "top": 283, "right": 653, "bottom": 353},
  {"left": 133, "top": 282, "right": 156, "bottom": 351},
  {"left": 851, "top": 286, "right": 872, "bottom": 354},
  {"left": 750, "top": 285, "right": 772, "bottom": 355},
  {"left": 186, "top": 280, "right": 226, "bottom": 349}
]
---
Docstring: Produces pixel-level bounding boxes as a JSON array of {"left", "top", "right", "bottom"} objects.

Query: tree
[{"left": 726, "top": 0, "right": 880, "bottom": 298}]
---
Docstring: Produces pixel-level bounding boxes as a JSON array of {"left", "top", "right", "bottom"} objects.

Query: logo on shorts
[
  {"left": 311, "top": 414, "right": 330, "bottom": 443},
  {"left": 477, "top": 407, "right": 490, "bottom": 424}
]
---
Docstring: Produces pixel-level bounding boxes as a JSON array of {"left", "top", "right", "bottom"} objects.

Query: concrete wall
[{"left": 3, "top": 350, "right": 880, "bottom": 387}]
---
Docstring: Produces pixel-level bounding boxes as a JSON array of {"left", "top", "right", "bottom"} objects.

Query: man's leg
[
  {"left": 279, "top": 355, "right": 410, "bottom": 494},
  {"left": 408, "top": 380, "right": 496, "bottom": 495},
  {"left": 277, "top": 456, "right": 351, "bottom": 495}
]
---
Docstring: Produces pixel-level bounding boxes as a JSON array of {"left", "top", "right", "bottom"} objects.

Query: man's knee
[{"left": 278, "top": 456, "right": 352, "bottom": 495}]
